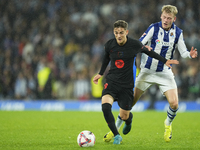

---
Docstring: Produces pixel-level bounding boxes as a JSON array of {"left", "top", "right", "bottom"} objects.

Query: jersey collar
[{"left": 159, "top": 21, "right": 175, "bottom": 30}]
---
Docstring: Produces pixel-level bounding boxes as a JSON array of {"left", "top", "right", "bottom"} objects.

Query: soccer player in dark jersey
[{"left": 93, "top": 20, "right": 179, "bottom": 144}]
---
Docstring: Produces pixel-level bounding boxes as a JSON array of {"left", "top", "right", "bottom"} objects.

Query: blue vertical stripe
[
  {"left": 170, "top": 26, "right": 181, "bottom": 59},
  {"left": 156, "top": 47, "right": 167, "bottom": 71}
]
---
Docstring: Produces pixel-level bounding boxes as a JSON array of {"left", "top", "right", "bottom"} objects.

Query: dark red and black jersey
[{"left": 99, "top": 37, "right": 167, "bottom": 88}]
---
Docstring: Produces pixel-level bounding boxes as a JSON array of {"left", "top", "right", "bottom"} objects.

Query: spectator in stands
[
  {"left": 74, "top": 69, "right": 90, "bottom": 100},
  {"left": 14, "top": 72, "right": 27, "bottom": 99},
  {"left": 37, "top": 57, "right": 54, "bottom": 100}
]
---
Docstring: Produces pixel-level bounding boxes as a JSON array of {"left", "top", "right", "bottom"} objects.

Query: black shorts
[{"left": 102, "top": 80, "right": 134, "bottom": 110}]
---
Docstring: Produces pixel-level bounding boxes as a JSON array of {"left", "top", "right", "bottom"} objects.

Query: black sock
[
  {"left": 102, "top": 103, "right": 119, "bottom": 136},
  {"left": 125, "top": 112, "right": 133, "bottom": 125}
]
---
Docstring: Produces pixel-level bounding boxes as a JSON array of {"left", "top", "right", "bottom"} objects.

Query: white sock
[
  {"left": 166, "top": 106, "right": 178, "bottom": 126},
  {"left": 115, "top": 114, "right": 123, "bottom": 130}
]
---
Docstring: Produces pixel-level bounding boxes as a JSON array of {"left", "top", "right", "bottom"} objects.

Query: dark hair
[{"left": 113, "top": 20, "right": 128, "bottom": 30}]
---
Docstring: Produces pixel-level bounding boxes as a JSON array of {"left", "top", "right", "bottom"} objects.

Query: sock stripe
[
  {"left": 167, "top": 114, "right": 176, "bottom": 119},
  {"left": 169, "top": 106, "right": 178, "bottom": 112},
  {"left": 118, "top": 115, "right": 122, "bottom": 120},
  {"left": 167, "top": 111, "right": 176, "bottom": 117},
  {"left": 166, "top": 106, "right": 178, "bottom": 125}
]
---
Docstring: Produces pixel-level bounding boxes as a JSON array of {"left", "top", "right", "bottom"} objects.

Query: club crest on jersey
[
  {"left": 170, "top": 32, "right": 174, "bottom": 37},
  {"left": 115, "top": 59, "right": 124, "bottom": 68},
  {"left": 118, "top": 52, "right": 124, "bottom": 57}
]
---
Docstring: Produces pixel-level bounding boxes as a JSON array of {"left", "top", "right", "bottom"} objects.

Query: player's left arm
[
  {"left": 177, "top": 32, "right": 198, "bottom": 58},
  {"left": 189, "top": 46, "right": 198, "bottom": 58}
]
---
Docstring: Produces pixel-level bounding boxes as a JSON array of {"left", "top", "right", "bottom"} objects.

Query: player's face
[
  {"left": 114, "top": 27, "right": 128, "bottom": 46},
  {"left": 161, "top": 11, "right": 176, "bottom": 31}
]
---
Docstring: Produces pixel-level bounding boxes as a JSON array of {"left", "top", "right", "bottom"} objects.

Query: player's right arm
[
  {"left": 93, "top": 74, "right": 102, "bottom": 85},
  {"left": 93, "top": 47, "right": 110, "bottom": 84}
]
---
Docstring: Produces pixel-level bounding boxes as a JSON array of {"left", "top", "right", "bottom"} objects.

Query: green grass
[{"left": 0, "top": 111, "right": 200, "bottom": 150}]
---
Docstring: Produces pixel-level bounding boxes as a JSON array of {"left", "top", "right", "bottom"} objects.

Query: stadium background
[{"left": 0, "top": 0, "right": 199, "bottom": 111}]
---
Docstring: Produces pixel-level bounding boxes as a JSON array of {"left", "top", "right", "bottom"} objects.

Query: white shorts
[{"left": 135, "top": 69, "right": 177, "bottom": 94}]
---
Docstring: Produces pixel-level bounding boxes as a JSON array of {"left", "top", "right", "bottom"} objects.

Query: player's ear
[
  {"left": 173, "top": 16, "right": 176, "bottom": 22},
  {"left": 126, "top": 30, "right": 129, "bottom": 35}
]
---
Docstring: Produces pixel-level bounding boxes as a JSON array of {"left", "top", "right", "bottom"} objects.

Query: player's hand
[
  {"left": 165, "top": 60, "right": 179, "bottom": 68},
  {"left": 190, "top": 47, "right": 198, "bottom": 58},
  {"left": 93, "top": 74, "right": 102, "bottom": 84},
  {"left": 145, "top": 45, "right": 152, "bottom": 51}
]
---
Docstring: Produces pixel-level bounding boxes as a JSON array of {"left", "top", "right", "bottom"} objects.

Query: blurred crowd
[{"left": 0, "top": 0, "right": 199, "bottom": 101}]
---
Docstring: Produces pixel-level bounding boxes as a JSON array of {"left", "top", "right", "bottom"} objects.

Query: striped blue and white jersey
[{"left": 139, "top": 21, "right": 191, "bottom": 72}]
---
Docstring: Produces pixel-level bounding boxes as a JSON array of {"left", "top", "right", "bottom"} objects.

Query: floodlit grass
[{"left": 0, "top": 111, "right": 200, "bottom": 150}]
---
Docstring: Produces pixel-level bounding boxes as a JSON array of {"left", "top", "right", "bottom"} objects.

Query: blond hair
[{"left": 161, "top": 5, "right": 178, "bottom": 16}]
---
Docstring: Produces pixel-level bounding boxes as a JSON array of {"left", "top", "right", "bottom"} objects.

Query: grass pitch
[{"left": 0, "top": 110, "right": 199, "bottom": 150}]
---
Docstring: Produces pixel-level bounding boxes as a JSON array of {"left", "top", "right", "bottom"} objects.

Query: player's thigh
[
  {"left": 118, "top": 88, "right": 133, "bottom": 111},
  {"left": 158, "top": 71, "right": 177, "bottom": 94},
  {"left": 164, "top": 88, "right": 179, "bottom": 109},
  {"left": 102, "top": 94, "right": 114, "bottom": 105},
  {"left": 101, "top": 81, "right": 118, "bottom": 105},
  {"left": 135, "top": 72, "right": 152, "bottom": 92}
]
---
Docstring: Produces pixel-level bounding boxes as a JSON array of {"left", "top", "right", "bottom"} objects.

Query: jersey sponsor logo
[
  {"left": 162, "top": 41, "right": 170, "bottom": 46},
  {"left": 155, "top": 39, "right": 172, "bottom": 47},
  {"left": 104, "top": 83, "right": 108, "bottom": 89},
  {"left": 115, "top": 59, "right": 124, "bottom": 68},
  {"left": 156, "top": 39, "right": 160, "bottom": 44}
]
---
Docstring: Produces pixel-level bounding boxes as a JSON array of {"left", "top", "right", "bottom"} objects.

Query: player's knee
[
  {"left": 170, "top": 101, "right": 178, "bottom": 110},
  {"left": 120, "top": 114, "right": 129, "bottom": 121}
]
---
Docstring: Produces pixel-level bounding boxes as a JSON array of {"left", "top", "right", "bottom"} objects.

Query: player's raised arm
[{"left": 190, "top": 47, "right": 198, "bottom": 58}]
